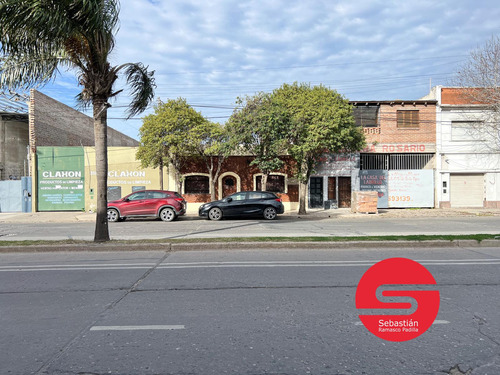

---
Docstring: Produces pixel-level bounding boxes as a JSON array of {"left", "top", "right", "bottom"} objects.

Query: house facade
[
  {"left": 424, "top": 86, "right": 500, "bottom": 208},
  {"left": 349, "top": 100, "right": 437, "bottom": 208},
  {"left": 179, "top": 156, "right": 299, "bottom": 213},
  {"left": 16, "top": 87, "right": 500, "bottom": 213}
]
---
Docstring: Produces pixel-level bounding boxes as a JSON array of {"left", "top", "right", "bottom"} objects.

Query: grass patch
[{"left": 0, "top": 234, "right": 499, "bottom": 247}]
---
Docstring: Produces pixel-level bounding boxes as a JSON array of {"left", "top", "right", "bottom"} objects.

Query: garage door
[{"left": 450, "top": 174, "right": 484, "bottom": 207}]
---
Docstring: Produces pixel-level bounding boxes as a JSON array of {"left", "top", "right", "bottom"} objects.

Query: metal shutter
[{"left": 450, "top": 174, "right": 484, "bottom": 207}]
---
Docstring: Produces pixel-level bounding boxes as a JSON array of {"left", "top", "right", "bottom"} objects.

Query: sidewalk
[{"left": 1, "top": 207, "right": 500, "bottom": 224}]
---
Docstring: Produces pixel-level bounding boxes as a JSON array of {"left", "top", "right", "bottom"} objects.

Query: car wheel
[
  {"left": 208, "top": 207, "right": 223, "bottom": 221},
  {"left": 263, "top": 206, "right": 277, "bottom": 220},
  {"left": 160, "top": 207, "right": 176, "bottom": 222},
  {"left": 107, "top": 208, "right": 120, "bottom": 222}
]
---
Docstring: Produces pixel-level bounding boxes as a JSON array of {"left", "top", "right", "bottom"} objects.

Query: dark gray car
[{"left": 199, "top": 191, "right": 285, "bottom": 220}]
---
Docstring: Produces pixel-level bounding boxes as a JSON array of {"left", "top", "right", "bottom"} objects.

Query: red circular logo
[{"left": 355, "top": 258, "right": 440, "bottom": 341}]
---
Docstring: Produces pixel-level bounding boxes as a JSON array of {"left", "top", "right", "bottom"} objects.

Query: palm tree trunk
[{"left": 93, "top": 99, "right": 110, "bottom": 242}]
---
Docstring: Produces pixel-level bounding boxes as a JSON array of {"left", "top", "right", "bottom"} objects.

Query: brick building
[
  {"left": 178, "top": 155, "right": 299, "bottom": 213},
  {"left": 174, "top": 99, "right": 439, "bottom": 212},
  {"left": 351, "top": 100, "right": 437, "bottom": 208}
]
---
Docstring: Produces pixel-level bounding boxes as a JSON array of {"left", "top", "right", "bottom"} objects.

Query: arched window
[
  {"left": 185, "top": 175, "right": 209, "bottom": 194},
  {"left": 256, "top": 175, "right": 286, "bottom": 193}
]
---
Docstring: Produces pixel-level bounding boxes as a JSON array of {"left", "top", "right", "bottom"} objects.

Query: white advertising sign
[{"left": 388, "top": 170, "right": 434, "bottom": 208}]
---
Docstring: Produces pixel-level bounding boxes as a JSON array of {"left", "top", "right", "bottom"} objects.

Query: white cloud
[{"left": 36, "top": 0, "right": 500, "bottom": 139}]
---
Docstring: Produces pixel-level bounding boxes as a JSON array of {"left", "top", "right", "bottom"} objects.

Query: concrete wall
[
  {"left": 29, "top": 90, "right": 138, "bottom": 149},
  {"left": 431, "top": 86, "right": 500, "bottom": 208},
  {"left": 84, "top": 147, "right": 168, "bottom": 212},
  {"left": 0, "top": 115, "right": 29, "bottom": 180}
]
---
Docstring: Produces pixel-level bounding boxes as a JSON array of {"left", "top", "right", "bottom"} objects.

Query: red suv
[{"left": 107, "top": 190, "right": 186, "bottom": 222}]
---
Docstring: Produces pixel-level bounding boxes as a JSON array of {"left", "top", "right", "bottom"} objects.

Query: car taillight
[
  {"left": 174, "top": 198, "right": 184, "bottom": 203},
  {"left": 275, "top": 198, "right": 282, "bottom": 203}
]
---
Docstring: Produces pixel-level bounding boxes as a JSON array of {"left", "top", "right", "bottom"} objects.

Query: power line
[{"left": 160, "top": 55, "right": 467, "bottom": 75}]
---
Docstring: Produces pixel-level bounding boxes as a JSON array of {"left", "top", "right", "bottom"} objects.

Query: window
[
  {"left": 353, "top": 106, "right": 379, "bottom": 127},
  {"left": 360, "top": 153, "right": 434, "bottom": 170},
  {"left": 128, "top": 191, "right": 146, "bottom": 200},
  {"left": 230, "top": 192, "right": 247, "bottom": 201},
  {"left": 256, "top": 175, "right": 285, "bottom": 193},
  {"left": 185, "top": 175, "right": 209, "bottom": 194},
  {"left": 248, "top": 192, "right": 266, "bottom": 200},
  {"left": 397, "top": 110, "right": 419, "bottom": 128},
  {"left": 451, "top": 121, "right": 484, "bottom": 141},
  {"left": 107, "top": 186, "right": 121, "bottom": 201},
  {"left": 147, "top": 191, "right": 169, "bottom": 199}
]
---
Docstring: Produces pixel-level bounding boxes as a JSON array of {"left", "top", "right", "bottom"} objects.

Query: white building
[{"left": 423, "top": 86, "right": 500, "bottom": 208}]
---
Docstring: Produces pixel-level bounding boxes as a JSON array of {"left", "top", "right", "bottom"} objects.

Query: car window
[
  {"left": 148, "top": 191, "right": 169, "bottom": 199},
  {"left": 263, "top": 192, "right": 277, "bottom": 199},
  {"left": 248, "top": 192, "right": 265, "bottom": 200},
  {"left": 128, "top": 192, "right": 146, "bottom": 200},
  {"left": 230, "top": 192, "right": 247, "bottom": 201}
]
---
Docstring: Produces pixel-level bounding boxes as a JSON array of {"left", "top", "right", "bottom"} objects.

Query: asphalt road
[
  {"left": 1, "top": 246, "right": 500, "bottom": 375},
  {"left": 2, "top": 215, "right": 500, "bottom": 240}
]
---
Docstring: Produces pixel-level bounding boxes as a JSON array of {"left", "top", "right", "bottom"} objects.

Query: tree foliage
[
  {"left": 0, "top": 0, "right": 155, "bottom": 241},
  {"left": 272, "top": 82, "right": 365, "bottom": 214},
  {"left": 192, "top": 121, "right": 233, "bottom": 201},
  {"left": 227, "top": 92, "right": 289, "bottom": 190},
  {"left": 137, "top": 98, "right": 206, "bottom": 192}
]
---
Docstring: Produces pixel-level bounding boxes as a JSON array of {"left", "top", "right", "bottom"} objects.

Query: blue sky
[{"left": 38, "top": 0, "right": 500, "bottom": 140}]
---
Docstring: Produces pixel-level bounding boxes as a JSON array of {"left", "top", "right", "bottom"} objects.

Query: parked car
[
  {"left": 107, "top": 190, "right": 186, "bottom": 222},
  {"left": 199, "top": 191, "right": 284, "bottom": 220}
]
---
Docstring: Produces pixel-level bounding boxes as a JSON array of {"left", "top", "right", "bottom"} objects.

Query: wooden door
[{"left": 338, "top": 177, "right": 351, "bottom": 208}]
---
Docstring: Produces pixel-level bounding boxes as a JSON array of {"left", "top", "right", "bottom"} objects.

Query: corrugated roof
[{"left": 0, "top": 91, "right": 29, "bottom": 114}]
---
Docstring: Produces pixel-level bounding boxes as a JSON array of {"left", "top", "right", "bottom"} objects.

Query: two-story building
[
  {"left": 312, "top": 100, "right": 437, "bottom": 209},
  {"left": 424, "top": 86, "right": 500, "bottom": 208}
]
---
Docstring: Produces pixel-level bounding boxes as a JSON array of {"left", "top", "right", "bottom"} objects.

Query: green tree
[
  {"left": 0, "top": 0, "right": 155, "bottom": 242},
  {"left": 227, "top": 92, "right": 289, "bottom": 191},
  {"left": 192, "top": 121, "right": 232, "bottom": 201},
  {"left": 136, "top": 98, "right": 205, "bottom": 193},
  {"left": 272, "top": 82, "right": 365, "bottom": 214}
]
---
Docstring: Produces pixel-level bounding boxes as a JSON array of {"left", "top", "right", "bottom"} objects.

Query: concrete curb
[
  {"left": 170, "top": 240, "right": 499, "bottom": 251},
  {"left": 0, "top": 242, "right": 172, "bottom": 253},
  {"left": 1, "top": 239, "right": 499, "bottom": 253}
]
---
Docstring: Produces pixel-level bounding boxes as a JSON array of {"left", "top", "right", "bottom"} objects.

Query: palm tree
[{"left": 0, "top": 0, "right": 155, "bottom": 241}]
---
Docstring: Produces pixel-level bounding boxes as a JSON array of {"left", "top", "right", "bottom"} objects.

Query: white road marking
[
  {"left": 0, "top": 259, "right": 499, "bottom": 272},
  {"left": 0, "top": 263, "right": 156, "bottom": 269},
  {"left": 0, "top": 266, "right": 151, "bottom": 272},
  {"left": 90, "top": 325, "right": 185, "bottom": 331}
]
